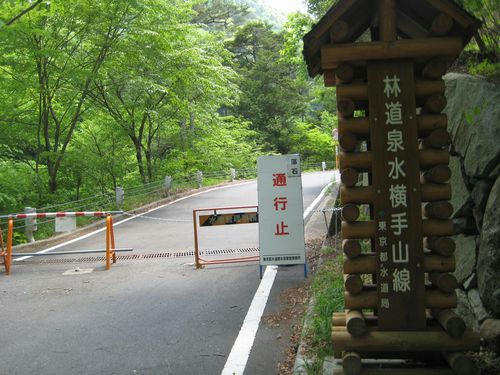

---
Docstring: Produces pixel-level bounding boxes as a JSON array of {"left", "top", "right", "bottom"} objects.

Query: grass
[{"left": 303, "top": 246, "right": 344, "bottom": 373}]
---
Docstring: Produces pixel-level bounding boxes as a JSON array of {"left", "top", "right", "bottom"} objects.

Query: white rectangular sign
[
  {"left": 55, "top": 216, "right": 76, "bottom": 233},
  {"left": 257, "top": 154, "right": 306, "bottom": 266}
]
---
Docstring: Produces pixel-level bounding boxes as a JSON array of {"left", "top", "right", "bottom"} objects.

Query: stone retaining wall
[{"left": 444, "top": 73, "right": 500, "bottom": 346}]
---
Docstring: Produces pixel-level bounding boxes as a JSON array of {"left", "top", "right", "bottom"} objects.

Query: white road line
[
  {"left": 303, "top": 171, "right": 338, "bottom": 221},
  {"left": 221, "top": 265, "right": 278, "bottom": 375},
  {"left": 221, "top": 177, "right": 335, "bottom": 375},
  {"left": 14, "top": 182, "right": 255, "bottom": 262}
]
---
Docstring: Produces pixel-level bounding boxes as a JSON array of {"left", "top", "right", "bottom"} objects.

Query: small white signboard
[
  {"left": 257, "top": 154, "right": 306, "bottom": 266},
  {"left": 55, "top": 216, "right": 76, "bottom": 233}
]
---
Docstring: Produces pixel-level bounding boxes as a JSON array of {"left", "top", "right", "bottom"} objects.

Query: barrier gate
[
  {"left": 193, "top": 205, "right": 259, "bottom": 268},
  {"left": 1, "top": 211, "right": 132, "bottom": 275}
]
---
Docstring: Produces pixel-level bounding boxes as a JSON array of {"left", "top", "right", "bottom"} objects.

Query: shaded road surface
[{"left": 0, "top": 171, "right": 336, "bottom": 375}]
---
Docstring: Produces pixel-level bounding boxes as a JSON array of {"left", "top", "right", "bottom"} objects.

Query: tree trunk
[
  {"left": 131, "top": 136, "right": 147, "bottom": 184},
  {"left": 76, "top": 177, "right": 81, "bottom": 200},
  {"left": 48, "top": 171, "right": 57, "bottom": 193}
]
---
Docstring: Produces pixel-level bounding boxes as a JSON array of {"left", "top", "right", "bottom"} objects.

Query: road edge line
[{"left": 221, "top": 175, "right": 336, "bottom": 375}]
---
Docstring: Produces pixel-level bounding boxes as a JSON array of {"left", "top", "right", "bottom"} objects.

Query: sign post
[
  {"left": 257, "top": 154, "right": 306, "bottom": 278},
  {"left": 302, "top": 0, "right": 481, "bottom": 372},
  {"left": 368, "top": 61, "right": 426, "bottom": 330}
]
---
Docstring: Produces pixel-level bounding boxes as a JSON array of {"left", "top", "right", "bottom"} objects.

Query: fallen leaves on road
[{"left": 259, "top": 239, "right": 325, "bottom": 375}]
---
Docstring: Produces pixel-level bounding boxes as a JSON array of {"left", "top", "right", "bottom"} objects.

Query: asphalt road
[{"left": 0, "top": 171, "right": 336, "bottom": 375}]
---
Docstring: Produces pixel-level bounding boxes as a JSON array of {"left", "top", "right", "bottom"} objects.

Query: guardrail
[
  {"left": 1, "top": 163, "right": 336, "bottom": 246},
  {"left": 1, "top": 211, "right": 130, "bottom": 275}
]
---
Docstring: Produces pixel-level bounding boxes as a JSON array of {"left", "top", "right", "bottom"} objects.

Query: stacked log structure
[{"left": 327, "top": 2, "right": 481, "bottom": 374}]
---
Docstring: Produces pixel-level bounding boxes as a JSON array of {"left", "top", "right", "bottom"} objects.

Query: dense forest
[
  {"left": 0, "top": 0, "right": 497, "bottom": 219},
  {"left": 0, "top": 0, "right": 335, "bottom": 217}
]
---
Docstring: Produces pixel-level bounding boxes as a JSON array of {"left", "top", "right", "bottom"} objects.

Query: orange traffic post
[{"left": 105, "top": 215, "right": 114, "bottom": 270}]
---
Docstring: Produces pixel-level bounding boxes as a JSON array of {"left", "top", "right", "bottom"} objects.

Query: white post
[
  {"left": 196, "top": 171, "right": 203, "bottom": 188},
  {"left": 230, "top": 168, "right": 236, "bottom": 182},
  {"left": 115, "top": 187, "right": 124, "bottom": 208},
  {"left": 322, "top": 161, "right": 326, "bottom": 171},
  {"left": 164, "top": 176, "right": 172, "bottom": 194},
  {"left": 24, "top": 207, "right": 37, "bottom": 243}
]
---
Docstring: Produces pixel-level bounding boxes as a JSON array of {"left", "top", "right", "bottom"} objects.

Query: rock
[
  {"left": 480, "top": 319, "right": 500, "bottom": 351},
  {"left": 471, "top": 180, "right": 492, "bottom": 208},
  {"left": 449, "top": 156, "right": 471, "bottom": 218},
  {"left": 453, "top": 217, "right": 478, "bottom": 235},
  {"left": 453, "top": 235, "right": 477, "bottom": 285},
  {"left": 489, "top": 163, "right": 500, "bottom": 179},
  {"left": 471, "top": 180, "right": 492, "bottom": 230},
  {"left": 477, "top": 175, "right": 500, "bottom": 315},
  {"left": 468, "top": 288, "right": 490, "bottom": 323},
  {"left": 463, "top": 273, "right": 477, "bottom": 291},
  {"left": 444, "top": 73, "right": 500, "bottom": 178},
  {"left": 455, "top": 289, "right": 479, "bottom": 331}
]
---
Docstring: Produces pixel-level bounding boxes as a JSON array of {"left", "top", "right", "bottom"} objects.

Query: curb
[{"left": 293, "top": 183, "right": 341, "bottom": 375}]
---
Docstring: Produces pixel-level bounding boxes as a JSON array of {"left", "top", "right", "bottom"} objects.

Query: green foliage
[
  {"left": 290, "top": 122, "right": 334, "bottom": 162},
  {"left": 0, "top": 161, "right": 38, "bottom": 212},
  {"left": 0, "top": 1, "right": 338, "bottom": 223},
  {"left": 298, "top": 358, "right": 324, "bottom": 375},
  {"left": 457, "top": 0, "right": 499, "bottom": 54},
  {"left": 236, "top": 0, "right": 289, "bottom": 27},
  {"left": 280, "top": 12, "right": 314, "bottom": 72},
  {"left": 305, "top": 0, "right": 339, "bottom": 19},
  {"left": 193, "top": 0, "right": 249, "bottom": 32},
  {"left": 307, "top": 254, "right": 344, "bottom": 358},
  {"left": 468, "top": 60, "right": 500, "bottom": 78}
]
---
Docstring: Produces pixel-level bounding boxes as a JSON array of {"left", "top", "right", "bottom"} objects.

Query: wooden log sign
[{"left": 367, "top": 60, "right": 426, "bottom": 330}]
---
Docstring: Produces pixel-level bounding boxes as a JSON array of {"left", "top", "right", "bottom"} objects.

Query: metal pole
[
  {"left": 193, "top": 210, "right": 201, "bottom": 269},
  {"left": 335, "top": 145, "right": 339, "bottom": 170},
  {"left": 11, "top": 248, "right": 133, "bottom": 257},
  {"left": 0, "top": 224, "right": 5, "bottom": 252},
  {"left": 0, "top": 229, "right": 5, "bottom": 274},
  {"left": 6, "top": 219, "right": 13, "bottom": 275},
  {"left": 334, "top": 211, "right": 338, "bottom": 250},
  {"left": 110, "top": 216, "right": 116, "bottom": 264},
  {"left": 106, "top": 216, "right": 111, "bottom": 270}
]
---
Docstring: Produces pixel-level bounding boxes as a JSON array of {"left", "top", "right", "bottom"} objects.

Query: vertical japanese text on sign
[
  {"left": 368, "top": 61, "right": 426, "bottom": 330},
  {"left": 257, "top": 155, "right": 306, "bottom": 266}
]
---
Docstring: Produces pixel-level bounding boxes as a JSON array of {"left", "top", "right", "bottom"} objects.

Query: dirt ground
[{"left": 260, "top": 238, "right": 325, "bottom": 375}]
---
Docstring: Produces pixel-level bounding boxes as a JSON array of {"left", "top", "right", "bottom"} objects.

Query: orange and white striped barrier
[
  {"left": 1, "top": 211, "right": 123, "bottom": 220},
  {"left": 193, "top": 205, "right": 259, "bottom": 269},
  {"left": 1, "top": 211, "right": 127, "bottom": 275}
]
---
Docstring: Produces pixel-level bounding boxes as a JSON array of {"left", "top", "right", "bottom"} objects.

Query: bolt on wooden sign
[
  {"left": 257, "top": 155, "right": 306, "bottom": 266},
  {"left": 368, "top": 61, "right": 426, "bottom": 329}
]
